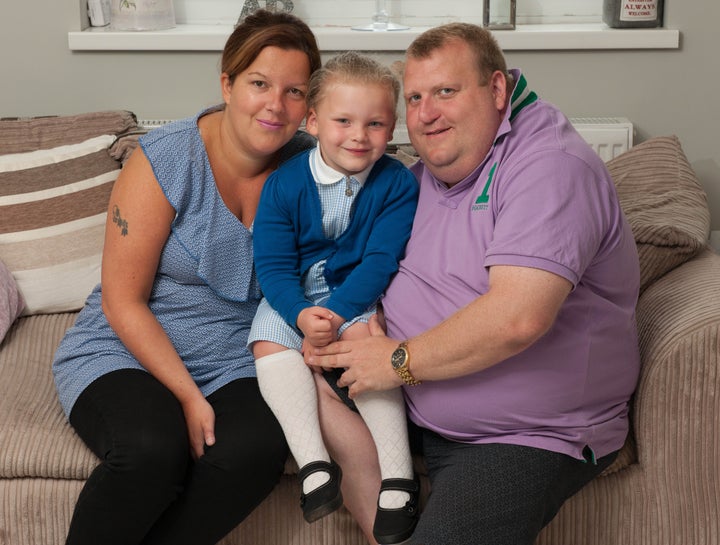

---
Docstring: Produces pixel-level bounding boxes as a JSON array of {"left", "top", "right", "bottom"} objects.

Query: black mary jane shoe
[
  {"left": 372, "top": 476, "right": 420, "bottom": 544},
  {"left": 298, "top": 460, "right": 343, "bottom": 523}
]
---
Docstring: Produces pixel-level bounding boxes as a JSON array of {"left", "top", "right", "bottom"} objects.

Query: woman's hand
[{"left": 181, "top": 395, "right": 216, "bottom": 459}]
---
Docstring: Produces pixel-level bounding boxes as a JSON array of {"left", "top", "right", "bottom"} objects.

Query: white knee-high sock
[
  {"left": 255, "top": 349, "right": 331, "bottom": 494},
  {"left": 354, "top": 388, "right": 414, "bottom": 509}
]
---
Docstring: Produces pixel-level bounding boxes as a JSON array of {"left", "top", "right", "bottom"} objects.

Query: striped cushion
[{"left": 0, "top": 135, "right": 119, "bottom": 315}]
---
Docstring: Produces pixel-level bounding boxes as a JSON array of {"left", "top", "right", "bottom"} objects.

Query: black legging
[{"left": 67, "top": 369, "right": 288, "bottom": 545}]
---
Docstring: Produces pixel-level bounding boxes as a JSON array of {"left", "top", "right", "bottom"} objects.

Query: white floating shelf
[{"left": 68, "top": 23, "right": 680, "bottom": 52}]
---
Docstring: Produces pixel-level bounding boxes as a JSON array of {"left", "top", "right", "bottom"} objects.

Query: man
[{"left": 309, "top": 22, "right": 640, "bottom": 545}]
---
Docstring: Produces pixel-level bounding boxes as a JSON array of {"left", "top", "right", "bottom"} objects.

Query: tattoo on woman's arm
[{"left": 112, "top": 205, "right": 129, "bottom": 236}]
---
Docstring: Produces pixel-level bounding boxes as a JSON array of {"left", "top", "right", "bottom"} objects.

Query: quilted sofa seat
[{"left": 1, "top": 112, "right": 719, "bottom": 545}]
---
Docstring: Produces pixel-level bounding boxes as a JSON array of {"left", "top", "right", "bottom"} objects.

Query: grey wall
[{"left": 2, "top": 0, "right": 719, "bottom": 231}]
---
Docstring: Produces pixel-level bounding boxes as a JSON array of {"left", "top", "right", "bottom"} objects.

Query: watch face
[{"left": 391, "top": 347, "right": 406, "bottom": 369}]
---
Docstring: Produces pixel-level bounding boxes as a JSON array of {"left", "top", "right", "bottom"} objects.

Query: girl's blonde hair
[{"left": 306, "top": 51, "right": 400, "bottom": 113}]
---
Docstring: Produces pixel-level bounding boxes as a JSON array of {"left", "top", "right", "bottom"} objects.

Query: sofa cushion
[
  {"left": 608, "top": 135, "right": 710, "bottom": 293},
  {"left": 0, "top": 258, "right": 24, "bottom": 342},
  {"left": 0, "top": 112, "right": 140, "bottom": 315},
  {"left": 0, "top": 313, "right": 99, "bottom": 480}
]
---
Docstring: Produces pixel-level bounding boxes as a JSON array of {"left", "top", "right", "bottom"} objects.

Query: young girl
[{"left": 249, "top": 52, "right": 419, "bottom": 544}]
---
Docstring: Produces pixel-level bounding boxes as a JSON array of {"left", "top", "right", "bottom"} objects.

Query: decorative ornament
[
  {"left": 352, "top": 0, "right": 408, "bottom": 31},
  {"left": 238, "top": 0, "right": 294, "bottom": 24}
]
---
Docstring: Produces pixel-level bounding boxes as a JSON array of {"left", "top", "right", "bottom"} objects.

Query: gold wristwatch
[{"left": 391, "top": 341, "right": 422, "bottom": 386}]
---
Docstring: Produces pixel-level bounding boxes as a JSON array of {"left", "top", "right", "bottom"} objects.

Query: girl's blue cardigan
[{"left": 253, "top": 150, "right": 419, "bottom": 328}]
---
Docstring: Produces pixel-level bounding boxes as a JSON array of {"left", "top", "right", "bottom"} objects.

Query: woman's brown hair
[{"left": 221, "top": 10, "right": 321, "bottom": 83}]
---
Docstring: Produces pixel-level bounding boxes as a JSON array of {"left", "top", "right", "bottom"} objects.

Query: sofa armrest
[{"left": 633, "top": 247, "right": 720, "bottom": 540}]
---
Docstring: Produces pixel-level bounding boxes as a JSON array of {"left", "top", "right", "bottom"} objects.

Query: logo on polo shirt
[{"left": 472, "top": 162, "right": 496, "bottom": 211}]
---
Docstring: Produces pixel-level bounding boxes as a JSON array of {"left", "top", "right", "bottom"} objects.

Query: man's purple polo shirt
[{"left": 383, "top": 72, "right": 640, "bottom": 461}]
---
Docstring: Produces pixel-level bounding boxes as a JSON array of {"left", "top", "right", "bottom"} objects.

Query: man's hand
[{"left": 307, "top": 315, "right": 403, "bottom": 397}]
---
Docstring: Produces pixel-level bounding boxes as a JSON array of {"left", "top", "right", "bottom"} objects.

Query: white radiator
[
  {"left": 139, "top": 116, "right": 634, "bottom": 162},
  {"left": 568, "top": 117, "right": 634, "bottom": 162}
]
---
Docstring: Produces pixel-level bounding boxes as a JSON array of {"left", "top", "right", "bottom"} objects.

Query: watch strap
[{"left": 395, "top": 341, "right": 422, "bottom": 386}]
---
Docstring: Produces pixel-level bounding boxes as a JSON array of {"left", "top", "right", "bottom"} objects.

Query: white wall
[{"left": 2, "top": 0, "right": 719, "bottom": 232}]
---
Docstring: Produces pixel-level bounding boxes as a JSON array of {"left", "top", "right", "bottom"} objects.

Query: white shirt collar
[{"left": 309, "top": 143, "right": 372, "bottom": 186}]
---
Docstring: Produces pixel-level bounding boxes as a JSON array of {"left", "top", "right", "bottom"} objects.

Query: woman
[{"left": 52, "top": 10, "right": 321, "bottom": 545}]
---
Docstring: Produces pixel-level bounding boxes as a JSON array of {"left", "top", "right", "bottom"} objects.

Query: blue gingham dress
[{"left": 248, "top": 146, "right": 376, "bottom": 350}]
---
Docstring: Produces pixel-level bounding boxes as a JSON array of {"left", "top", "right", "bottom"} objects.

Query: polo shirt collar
[
  {"left": 508, "top": 70, "right": 538, "bottom": 122},
  {"left": 310, "top": 143, "right": 371, "bottom": 187},
  {"left": 496, "top": 69, "right": 539, "bottom": 142}
]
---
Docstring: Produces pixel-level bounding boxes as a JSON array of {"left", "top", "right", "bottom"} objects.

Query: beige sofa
[{"left": 1, "top": 111, "right": 718, "bottom": 545}]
